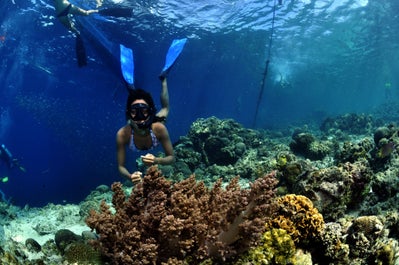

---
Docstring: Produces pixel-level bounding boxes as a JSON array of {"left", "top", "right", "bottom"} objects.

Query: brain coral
[{"left": 266, "top": 194, "right": 325, "bottom": 248}]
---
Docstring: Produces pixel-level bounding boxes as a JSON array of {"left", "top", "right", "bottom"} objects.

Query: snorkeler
[
  {"left": 278, "top": 72, "right": 292, "bottom": 89},
  {"left": 116, "top": 39, "right": 187, "bottom": 183},
  {"left": 54, "top": 0, "right": 98, "bottom": 35},
  {"left": 116, "top": 80, "right": 175, "bottom": 183},
  {"left": 0, "top": 144, "right": 26, "bottom": 173},
  {"left": 53, "top": 0, "right": 98, "bottom": 67}
]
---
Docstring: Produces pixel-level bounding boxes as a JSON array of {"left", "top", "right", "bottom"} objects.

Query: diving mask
[
  {"left": 130, "top": 103, "right": 152, "bottom": 121},
  {"left": 129, "top": 103, "right": 154, "bottom": 129}
]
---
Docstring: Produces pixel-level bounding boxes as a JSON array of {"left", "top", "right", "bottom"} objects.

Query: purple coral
[{"left": 85, "top": 166, "right": 278, "bottom": 264}]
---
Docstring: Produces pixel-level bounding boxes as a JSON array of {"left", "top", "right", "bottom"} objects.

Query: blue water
[{"left": 0, "top": 0, "right": 398, "bottom": 206}]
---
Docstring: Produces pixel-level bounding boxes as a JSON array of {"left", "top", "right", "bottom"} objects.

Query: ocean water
[{"left": 0, "top": 0, "right": 398, "bottom": 206}]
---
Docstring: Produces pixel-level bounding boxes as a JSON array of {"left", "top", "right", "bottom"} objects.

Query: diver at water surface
[
  {"left": 53, "top": 0, "right": 98, "bottom": 67},
  {"left": 54, "top": 0, "right": 98, "bottom": 35}
]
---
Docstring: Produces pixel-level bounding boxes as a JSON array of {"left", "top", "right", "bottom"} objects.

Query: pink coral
[{"left": 85, "top": 166, "right": 278, "bottom": 264}]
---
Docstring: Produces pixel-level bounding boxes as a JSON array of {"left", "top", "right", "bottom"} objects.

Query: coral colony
[{"left": 86, "top": 166, "right": 279, "bottom": 264}]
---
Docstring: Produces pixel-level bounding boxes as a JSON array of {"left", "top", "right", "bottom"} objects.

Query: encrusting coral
[{"left": 85, "top": 166, "right": 278, "bottom": 264}]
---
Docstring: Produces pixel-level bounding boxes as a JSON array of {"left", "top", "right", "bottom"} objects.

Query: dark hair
[{"left": 125, "top": 88, "right": 156, "bottom": 121}]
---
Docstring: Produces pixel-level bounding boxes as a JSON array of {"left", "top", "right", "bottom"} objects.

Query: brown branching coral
[{"left": 85, "top": 166, "right": 278, "bottom": 264}]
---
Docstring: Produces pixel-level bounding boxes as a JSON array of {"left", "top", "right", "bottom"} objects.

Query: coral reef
[
  {"left": 4, "top": 116, "right": 399, "bottom": 264},
  {"left": 371, "top": 125, "right": 399, "bottom": 167},
  {"left": 292, "top": 160, "right": 372, "bottom": 221},
  {"left": 166, "top": 116, "right": 287, "bottom": 184},
  {"left": 187, "top": 117, "right": 254, "bottom": 166},
  {"left": 289, "top": 130, "right": 334, "bottom": 160},
  {"left": 318, "top": 216, "right": 399, "bottom": 265},
  {"left": 344, "top": 215, "right": 397, "bottom": 265},
  {"left": 234, "top": 194, "right": 323, "bottom": 264},
  {"left": 236, "top": 228, "right": 296, "bottom": 265},
  {"left": 335, "top": 138, "right": 374, "bottom": 164},
  {"left": 82, "top": 117, "right": 399, "bottom": 265},
  {"left": 346, "top": 216, "right": 384, "bottom": 258},
  {"left": 320, "top": 113, "right": 378, "bottom": 135},
  {"left": 0, "top": 228, "right": 101, "bottom": 264},
  {"left": 85, "top": 166, "right": 278, "bottom": 264},
  {"left": 266, "top": 194, "right": 325, "bottom": 248},
  {"left": 320, "top": 222, "right": 351, "bottom": 264},
  {"left": 63, "top": 242, "right": 102, "bottom": 264}
]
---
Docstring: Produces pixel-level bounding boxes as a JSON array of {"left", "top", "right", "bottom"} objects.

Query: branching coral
[{"left": 85, "top": 166, "right": 278, "bottom": 264}]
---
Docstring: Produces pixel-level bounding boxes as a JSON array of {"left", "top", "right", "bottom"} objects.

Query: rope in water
[{"left": 253, "top": 0, "right": 278, "bottom": 127}]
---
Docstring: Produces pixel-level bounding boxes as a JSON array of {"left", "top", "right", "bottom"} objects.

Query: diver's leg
[
  {"left": 157, "top": 78, "right": 169, "bottom": 118},
  {"left": 58, "top": 16, "right": 80, "bottom": 35}
]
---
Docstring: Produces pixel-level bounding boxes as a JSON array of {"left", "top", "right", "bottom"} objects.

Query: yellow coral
[
  {"left": 374, "top": 240, "right": 396, "bottom": 265},
  {"left": 266, "top": 194, "right": 325, "bottom": 246},
  {"left": 235, "top": 228, "right": 296, "bottom": 265},
  {"left": 277, "top": 154, "right": 288, "bottom": 168}
]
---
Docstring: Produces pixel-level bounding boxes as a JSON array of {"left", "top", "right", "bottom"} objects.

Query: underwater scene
[{"left": 1, "top": 0, "right": 399, "bottom": 264}]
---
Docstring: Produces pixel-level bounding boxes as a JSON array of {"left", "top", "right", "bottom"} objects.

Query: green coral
[{"left": 235, "top": 228, "right": 296, "bottom": 265}]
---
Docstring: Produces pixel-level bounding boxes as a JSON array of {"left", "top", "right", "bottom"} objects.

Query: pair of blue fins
[{"left": 120, "top": 38, "right": 187, "bottom": 88}]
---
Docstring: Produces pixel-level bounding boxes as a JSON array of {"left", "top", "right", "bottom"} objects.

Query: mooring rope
[{"left": 253, "top": 0, "right": 278, "bottom": 127}]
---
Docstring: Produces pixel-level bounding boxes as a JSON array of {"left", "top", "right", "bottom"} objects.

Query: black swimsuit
[{"left": 57, "top": 3, "right": 72, "bottom": 17}]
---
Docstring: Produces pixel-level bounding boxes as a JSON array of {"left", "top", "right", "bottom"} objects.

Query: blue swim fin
[
  {"left": 159, "top": 38, "right": 187, "bottom": 80},
  {"left": 120, "top": 44, "right": 134, "bottom": 86}
]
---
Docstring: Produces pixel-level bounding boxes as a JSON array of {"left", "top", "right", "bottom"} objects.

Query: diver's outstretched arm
[{"left": 70, "top": 5, "right": 98, "bottom": 16}]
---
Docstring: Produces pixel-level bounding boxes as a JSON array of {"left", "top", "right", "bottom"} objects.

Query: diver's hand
[
  {"left": 141, "top": 154, "right": 156, "bottom": 166},
  {"left": 130, "top": 171, "right": 142, "bottom": 184}
]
